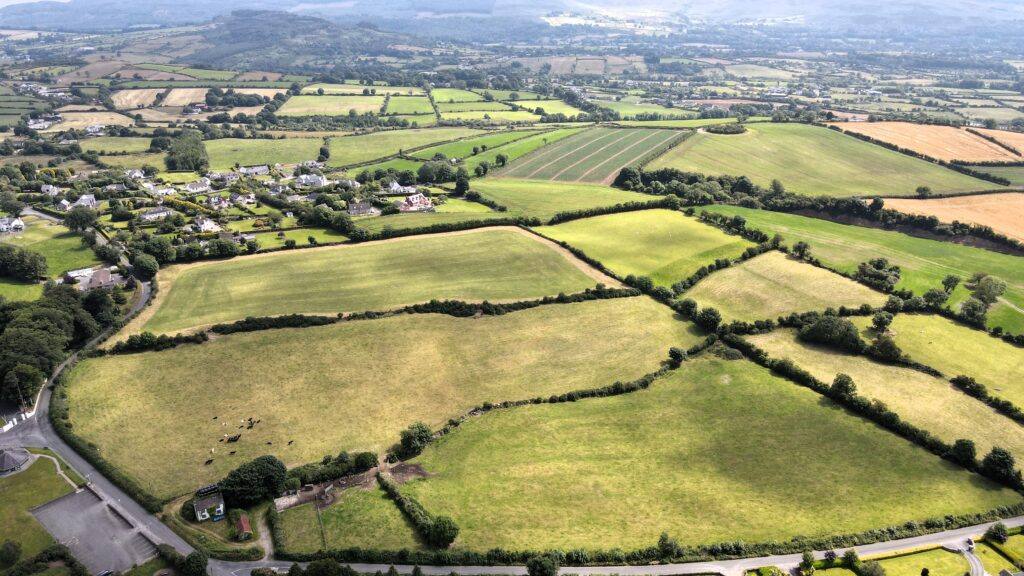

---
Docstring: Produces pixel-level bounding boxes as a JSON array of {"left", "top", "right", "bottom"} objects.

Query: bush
[
  {"left": 797, "top": 316, "right": 865, "bottom": 353},
  {"left": 526, "top": 555, "right": 559, "bottom": 576},
  {"left": 986, "top": 522, "right": 1009, "bottom": 544},
  {"left": 180, "top": 497, "right": 197, "bottom": 522},
  {"left": 0, "top": 540, "right": 21, "bottom": 568},
  {"left": 397, "top": 422, "right": 433, "bottom": 459},
  {"left": 219, "top": 455, "right": 287, "bottom": 508},
  {"left": 429, "top": 516, "right": 460, "bottom": 548}
]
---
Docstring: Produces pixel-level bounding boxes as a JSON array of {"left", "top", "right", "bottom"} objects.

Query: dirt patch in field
[
  {"left": 829, "top": 121, "right": 1019, "bottom": 162},
  {"left": 884, "top": 192, "right": 1024, "bottom": 242},
  {"left": 390, "top": 463, "right": 430, "bottom": 483}
]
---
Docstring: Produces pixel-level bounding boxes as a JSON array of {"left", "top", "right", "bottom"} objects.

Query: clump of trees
[
  {"left": 855, "top": 258, "right": 901, "bottom": 292},
  {"left": 218, "top": 455, "right": 287, "bottom": 508},
  {"left": 797, "top": 316, "right": 865, "bottom": 353},
  {"left": 164, "top": 131, "right": 209, "bottom": 172},
  {"left": 0, "top": 245, "right": 47, "bottom": 282}
]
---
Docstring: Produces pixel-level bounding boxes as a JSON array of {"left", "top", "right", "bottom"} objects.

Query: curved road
[{"left": 0, "top": 268, "right": 1020, "bottom": 575}]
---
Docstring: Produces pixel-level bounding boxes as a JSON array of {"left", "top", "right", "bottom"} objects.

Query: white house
[
  {"left": 296, "top": 173, "right": 328, "bottom": 188},
  {"left": 40, "top": 184, "right": 60, "bottom": 196},
  {"left": 57, "top": 199, "right": 72, "bottom": 211},
  {"left": 74, "top": 194, "right": 98, "bottom": 209},
  {"left": 0, "top": 217, "right": 25, "bottom": 233},
  {"left": 267, "top": 183, "right": 290, "bottom": 196},
  {"left": 152, "top": 187, "right": 176, "bottom": 197},
  {"left": 238, "top": 165, "right": 270, "bottom": 176},
  {"left": 84, "top": 124, "right": 105, "bottom": 136},
  {"left": 27, "top": 118, "right": 52, "bottom": 130},
  {"left": 230, "top": 192, "right": 256, "bottom": 205},
  {"left": 140, "top": 207, "right": 175, "bottom": 222},
  {"left": 398, "top": 192, "right": 434, "bottom": 213},
  {"left": 194, "top": 216, "right": 221, "bottom": 233},
  {"left": 124, "top": 169, "right": 146, "bottom": 180},
  {"left": 388, "top": 181, "right": 417, "bottom": 195},
  {"left": 207, "top": 196, "right": 231, "bottom": 210},
  {"left": 185, "top": 178, "right": 212, "bottom": 193}
]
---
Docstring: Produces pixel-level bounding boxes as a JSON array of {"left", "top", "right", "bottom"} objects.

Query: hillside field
[
  {"left": 884, "top": 193, "right": 1024, "bottom": 242},
  {"left": 702, "top": 206, "right": 1024, "bottom": 334},
  {"left": 130, "top": 228, "right": 603, "bottom": 335},
  {"left": 828, "top": 122, "right": 1019, "bottom": 163},
  {"left": 326, "top": 128, "right": 482, "bottom": 167},
  {"left": 68, "top": 297, "right": 698, "bottom": 498},
  {"left": 204, "top": 138, "right": 322, "bottom": 170},
  {"left": 498, "top": 127, "right": 683, "bottom": 184},
  {"left": 682, "top": 251, "right": 887, "bottom": 321},
  {"left": 536, "top": 209, "right": 754, "bottom": 287},
  {"left": 0, "top": 215, "right": 101, "bottom": 281},
  {"left": 471, "top": 178, "right": 652, "bottom": 220},
  {"left": 647, "top": 123, "right": 991, "bottom": 197},
  {"left": 277, "top": 95, "right": 385, "bottom": 116},
  {"left": 401, "top": 356, "right": 1019, "bottom": 550}
]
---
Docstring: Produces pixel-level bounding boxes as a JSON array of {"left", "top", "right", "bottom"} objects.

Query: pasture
[
  {"left": 401, "top": 356, "right": 1018, "bottom": 551},
  {"left": 702, "top": 205, "right": 1024, "bottom": 333},
  {"left": 475, "top": 89, "right": 542, "bottom": 101},
  {"left": 385, "top": 96, "right": 434, "bottom": 115},
  {"left": 464, "top": 127, "right": 582, "bottom": 173},
  {"left": 430, "top": 88, "right": 484, "bottom": 102},
  {"left": 471, "top": 178, "right": 652, "bottom": 220},
  {"left": 594, "top": 98, "right": 685, "bottom": 118},
  {"left": 647, "top": 123, "right": 991, "bottom": 197},
  {"left": 439, "top": 110, "right": 540, "bottom": 123},
  {"left": 884, "top": 193, "right": 1024, "bottom": 242},
  {"left": 748, "top": 330, "right": 1024, "bottom": 461},
  {"left": 204, "top": 138, "right": 322, "bottom": 170},
  {"left": 302, "top": 84, "right": 424, "bottom": 96},
  {"left": 326, "top": 128, "right": 482, "bottom": 167},
  {"left": 409, "top": 130, "right": 538, "bottom": 161},
  {"left": 498, "top": 127, "right": 682, "bottom": 184},
  {"left": 276, "top": 95, "right": 385, "bottom": 116},
  {"left": 536, "top": 209, "right": 754, "bottom": 287},
  {"left": 279, "top": 488, "right": 422, "bottom": 552},
  {"left": 854, "top": 314, "right": 1024, "bottom": 408},
  {"left": 1, "top": 215, "right": 101, "bottom": 278},
  {"left": 131, "top": 228, "right": 602, "bottom": 335},
  {"left": 435, "top": 101, "right": 512, "bottom": 113},
  {"left": 829, "top": 122, "right": 1019, "bottom": 163},
  {"left": 81, "top": 136, "right": 152, "bottom": 153},
  {"left": 682, "top": 251, "right": 887, "bottom": 321},
  {"left": 979, "top": 166, "right": 1024, "bottom": 186},
  {"left": 520, "top": 99, "right": 583, "bottom": 117},
  {"left": 350, "top": 211, "right": 509, "bottom": 234},
  {"left": 0, "top": 457, "right": 73, "bottom": 559},
  {"left": 68, "top": 297, "right": 694, "bottom": 498}
]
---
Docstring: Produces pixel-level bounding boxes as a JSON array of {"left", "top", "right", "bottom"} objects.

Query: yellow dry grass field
[
  {"left": 884, "top": 193, "right": 1024, "bottom": 242},
  {"left": 975, "top": 128, "right": 1024, "bottom": 153},
  {"left": 231, "top": 88, "right": 287, "bottom": 98},
  {"left": 830, "top": 122, "right": 1019, "bottom": 162},
  {"left": 161, "top": 88, "right": 209, "bottom": 106},
  {"left": 44, "top": 111, "right": 134, "bottom": 131},
  {"left": 112, "top": 68, "right": 192, "bottom": 81},
  {"left": 111, "top": 89, "right": 164, "bottom": 109}
]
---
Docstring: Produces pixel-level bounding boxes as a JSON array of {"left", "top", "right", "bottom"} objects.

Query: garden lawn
[
  {"left": 326, "top": 128, "right": 482, "bottom": 167},
  {"left": 100, "top": 152, "right": 165, "bottom": 169},
  {"left": 68, "top": 296, "right": 697, "bottom": 498},
  {"left": 0, "top": 278, "right": 43, "bottom": 301},
  {"left": 472, "top": 178, "right": 652, "bottom": 220},
  {"left": 747, "top": 329, "right": 1024, "bottom": 462},
  {"left": 81, "top": 136, "right": 151, "bottom": 153},
  {"left": 1, "top": 215, "right": 101, "bottom": 277},
  {"left": 852, "top": 314, "right": 1024, "bottom": 408},
  {"left": 401, "top": 356, "right": 1019, "bottom": 551},
  {"left": 276, "top": 95, "right": 385, "bottom": 116},
  {"left": 874, "top": 549, "right": 970, "bottom": 576},
  {"left": 0, "top": 458, "right": 74, "bottom": 558},
  {"left": 646, "top": 123, "right": 991, "bottom": 197},
  {"left": 205, "top": 138, "right": 322, "bottom": 170},
  {"left": 702, "top": 206, "right": 1024, "bottom": 334},
  {"left": 683, "top": 251, "right": 887, "bottom": 321},
  {"left": 134, "top": 228, "right": 599, "bottom": 335},
  {"left": 280, "top": 487, "right": 422, "bottom": 553},
  {"left": 536, "top": 209, "right": 754, "bottom": 287},
  {"left": 410, "top": 130, "right": 539, "bottom": 161}
]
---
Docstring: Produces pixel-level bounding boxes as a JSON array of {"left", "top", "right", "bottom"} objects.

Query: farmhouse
[
  {"left": 105, "top": 184, "right": 127, "bottom": 193},
  {"left": 238, "top": 165, "right": 270, "bottom": 176},
  {"left": 27, "top": 118, "right": 52, "bottom": 130},
  {"left": 194, "top": 216, "right": 221, "bottom": 233},
  {"left": 267, "top": 183, "right": 290, "bottom": 196},
  {"left": 193, "top": 486, "right": 225, "bottom": 522},
  {"left": 207, "top": 196, "right": 231, "bottom": 210},
  {"left": 348, "top": 200, "right": 380, "bottom": 216},
  {"left": 0, "top": 448, "right": 30, "bottom": 475},
  {"left": 186, "top": 178, "right": 212, "bottom": 193},
  {"left": 398, "top": 193, "right": 434, "bottom": 212},
  {"left": 387, "top": 181, "right": 418, "bottom": 195},
  {"left": 140, "top": 207, "right": 175, "bottom": 222},
  {"left": 152, "top": 187, "right": 176, "bottom": 197},
  {"left": 0, "top": 217, "right": 25, "bottom": 232},
  {"left": 85, "top": 124, "right": 105, "bottom": 136},
  {"left": 124, "top": 169, "right": 146, "bottom": 180},
  {"left": 296, "top": 173, "right": 328, "bottom": 188},
  {"left": 207, "top": 172, "right": 240, "bottom": 184},
  {"left": 74, "top": 194, "right": 98, "bottom": 209},
  {"left": 57, "top": 199, "right": 72, "bottom": 211},
  {"left": 301, "top": 160, "right": 324, "bottom": 169}
]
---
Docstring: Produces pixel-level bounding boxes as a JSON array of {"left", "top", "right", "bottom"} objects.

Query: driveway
[{"left": 32, "top": 487, "right": 158, "bottom": 574}]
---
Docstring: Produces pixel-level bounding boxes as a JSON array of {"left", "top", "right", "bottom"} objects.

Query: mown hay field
[
  {"left": 160, "top": 88, "right": 208, "bottom": 107},
  {"left": 44, "top": 111, "right": 134, "bottom": 131},
  {"left": 975, "top": 128, "right": 1024, "bottom": 153},
  {"left": 204, "top": 138, "right": 322, "bottom": 170},
  {"left": 111, "top": 88, "right": 163, "bottom": 109},
  {"left": 519, "top": 99, "right": 583, "bottom": 116},
  {"left": 326, "top": 127, "right": 483, "bottom": 167},
  {"left": 81, "top": 136, "right": 152, "bottom": 153},
  {"left": 682, "top": 251, "right": 887, "bottom": 321},
  {"left": 536, "top": 209, "right": 754, "bottom": 287},
  {"left": 852, "top": 314, "right": 1024, "bottom": 408},
  {"left": 302, "top": 83, "right": 424, "bottom": 96},
  {"left": 68, "top": 296, "right": 697, "bottom": 498},
  {"left": 131, "top": 228, "right": 601, "bottom": 335},
  {"left": 463, "top": 128, "right": 583, "bottom": 174},
  {"left": 884, "top": 193, "right": 1024, "bottom": 242},
  {"left": 277, "top": 95, "right": 385, "bottom": 116},
  {"left": 498, "top": 127, "right": 682, "bottom": 184},
  {"left": 471, "top": 178, "right": 652, "bottom": 220},
  {"left": 828, "top": 122, "right": 1019, "bottom": 163},
  {"left": 384, "top": 95, "right": 434, "bottom": 115},
  {"left": 702, "top": 206, "right": 1024, "bottom": 334},
  {"left": 648, "top": 123, "right": 991, "bottom": 197},
  {"left": 748, "top": 329, "right": 1024, "bottom": 462},
  {"left": 402, "top": 356, "right": 1019, "bottom": 551}
]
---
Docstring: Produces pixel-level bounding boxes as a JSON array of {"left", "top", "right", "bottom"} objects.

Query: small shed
[
  {"left": 0, "top": 448, "right": 31, "bottom": 475},
  {"left": 235, "top": 512, "right": 253, "bottom": 541}
]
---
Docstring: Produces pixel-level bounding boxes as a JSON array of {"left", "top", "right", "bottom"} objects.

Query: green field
[
  {"left": 70, "top": 297, "right": 696, "bottom": 498},
  {"left": 430, "top": 88, "right": 484, "bottom": 102},
  {"left": 136, "top": 228, "right": 599, "bottom": 335},
  {"left": 981, "top": 166, "right": 1024, "bottom": 185},
  {"left": 436, "top": 101, "right": 512, "bottom": 113},
  {"left": 521, "top": 99, "right": 583, "bottom": 117},
  {"left": 1, "top": 215, "right": 101, "bottom": 278},
  {"left": 353, "top": 157, "right": 424, "bottom": 174},
  {"left": 409, "top": 130, "right": 538, "bottom": 161},
  {"left": 474, "top": 89, "right": 542, "bottom": 101},
  {"left": 465, "top": 128, "right": 583, "bottom": 174},
  {"left": 400, "top": 355, "right": 1018, "bottom": 551},
  {"left": 385, "top": 96, "right": 435, "bottom": 115},
  {"left": 249, "top": 227, "right": 348, "bottom": 250},
  {"left": 683, "top": 250, "right": 887, "bottom": 321},
  {"left": 748, "top": 329, "right": 1024, "bottom": 461},
  {"left": 0, "top": 458, "right": 74, "bottom": 558},
  {"left": 703, "top": 206, "right": 1024, "bottom": 333},
  {"left": 820, "top": 549, "right": 969, "bottom": 576},
  {"left": 205, "top": 138, "right": 322, "bottom": 170},
  {"left": 440, "top": 110, "right": 540, "bottom": 123},
  {"left": 498, "top": 127, "right": 682, "bottom": 183},
  {"left": 327, "top": 128, "right": 482, "bottom": 167},
  {"left": 100, "top": 152, "right": 165, "bottom": 169},
  {"left": 537, "top": 209, "right": 754, "bottom": 287},
  {"left": 647, "top": 123, "right": 991, "bottom": 197},
  {"left": 472, "top": 178, "right": 652, "bottom": 220},
  {"left": 351, "top": 211, "right": 509, "bottom": 233},
  {"left": 434, "top": 198, "right": 494, "bottom": 213},
  {"left": 302, "top": 84, "right": 424, "bottom": 96},
  {"left": 82, "top": 136, "right": 152, "bottom": 153},
  {"left": 279, "top": 487, "right": 422, "bottom": 552},
  {"left": 854, "top": 314, "right": 1024, "bottom": 407},
  {"left": 277, "top": 95, "right": 386, "bottom": 116},
  {"left": 594, "top": 98, "right": 685, "bottom": 118}
]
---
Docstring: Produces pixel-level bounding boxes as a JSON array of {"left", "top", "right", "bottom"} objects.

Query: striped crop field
[{"left": 497, "top": 127, "right": 683, "bottom": 184}]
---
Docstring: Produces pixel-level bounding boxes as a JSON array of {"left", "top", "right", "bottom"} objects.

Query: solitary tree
[{"left": 942, "top": 275, "right": 960, "bottom": 294}]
